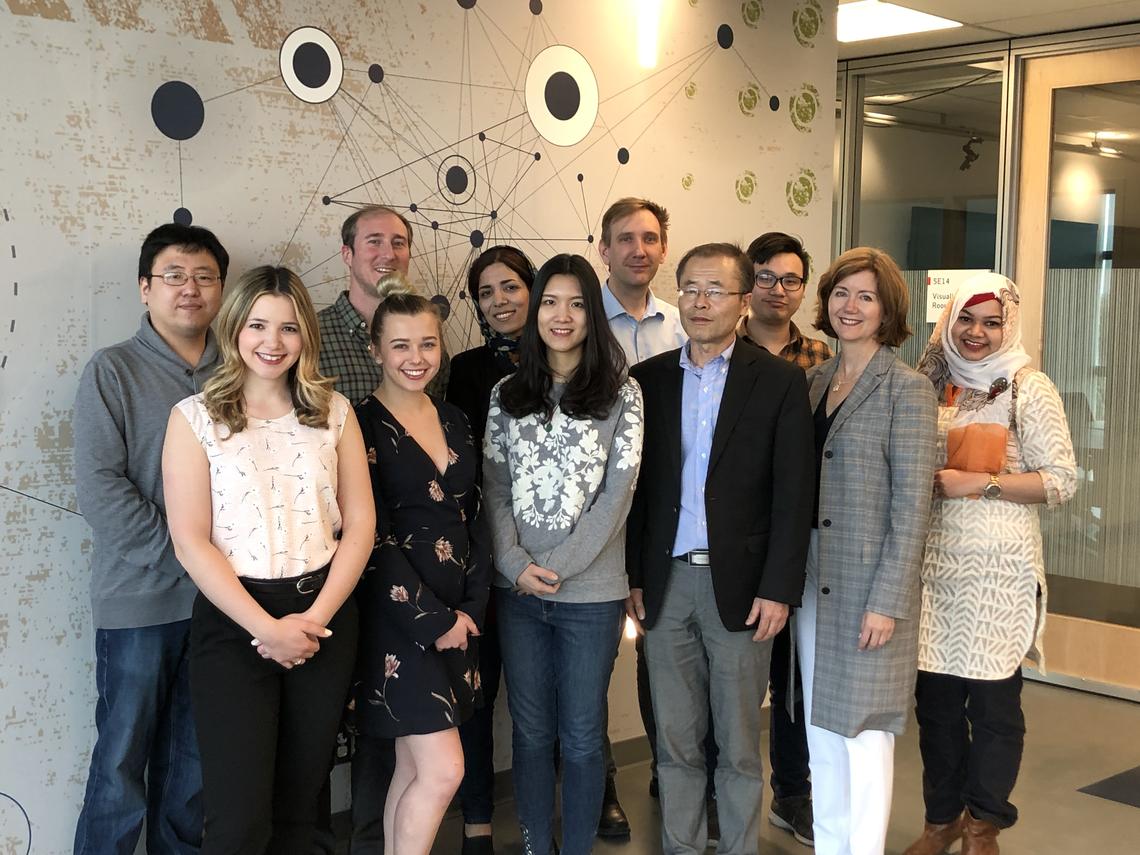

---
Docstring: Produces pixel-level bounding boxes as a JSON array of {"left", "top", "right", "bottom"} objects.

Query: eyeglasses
[
  {"left": 146, "top": 271, "right": 222, "bottom": 287},
  {"left": 676, "top": 287, "right": 747, "bottom": 302},
  {"left": 753, "top": 272, "right": 805, "bottom": 292}
]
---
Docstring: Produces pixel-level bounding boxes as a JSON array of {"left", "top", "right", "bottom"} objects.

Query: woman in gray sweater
[{"left": 483, "top": 254, "right": 643, "bottom": 855}]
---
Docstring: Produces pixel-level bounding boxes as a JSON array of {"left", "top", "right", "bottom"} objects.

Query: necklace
[{"left": 830, "top": 360, "right": 868, "bottom": 393}]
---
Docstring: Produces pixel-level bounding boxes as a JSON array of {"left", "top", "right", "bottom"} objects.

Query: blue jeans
[
  {"left": 74, "top": 620, "right": 202, "bottom": 855},
  {"left": 497, "top": 590, "right": 623, "bottom": 855}
]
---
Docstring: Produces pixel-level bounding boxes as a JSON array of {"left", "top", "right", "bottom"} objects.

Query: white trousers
[{"left": 795, "top": 531, "right": 895, "bottom": 855}]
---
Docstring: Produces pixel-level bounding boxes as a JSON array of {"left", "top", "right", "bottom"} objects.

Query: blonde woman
[{"left": 163, "top": 265, "right": 374, "bottom": 854}]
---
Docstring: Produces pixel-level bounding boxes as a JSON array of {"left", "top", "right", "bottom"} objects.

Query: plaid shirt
[
  {"left": 317, "top": 291, "right": 448, "bottom": 404},
  {"left": 737, "top": 318, "right": 832, "bottom": 370}
]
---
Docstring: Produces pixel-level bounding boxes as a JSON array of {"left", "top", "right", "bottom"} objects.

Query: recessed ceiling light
[
  {"left": 1094, "top": 131, "right": 1131, "bottom": 140},
  {"left": 838, "top": 1, "right": 962, "bottom": 43},
  {"left": 864, "top": 111, "right": 897, "bottom": 121},
  {"left": 865, "top": 93, "right": 909, "bottom": 103}
]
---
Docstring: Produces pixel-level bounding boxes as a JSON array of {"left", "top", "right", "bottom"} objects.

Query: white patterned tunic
[{"left": 918, "top": 370, "right": 1077, "bottom": 680}]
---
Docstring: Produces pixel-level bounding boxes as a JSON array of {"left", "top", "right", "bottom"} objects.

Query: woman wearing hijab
[
  {"left": 446, "top": 245, "right": 535, "bottom": 855},
  {"left": 907, "top": 273, "right": 1077, "bottom": 855}
]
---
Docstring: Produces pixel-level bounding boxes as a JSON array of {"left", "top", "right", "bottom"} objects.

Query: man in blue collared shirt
[
  {"left": 596, "top": 197, "right": 688, "bottom": 838},
  {"left": 626, "top": 243, "right": 813, "bottom": 855},
  {"left": 600, "top": 197, "right": 687, "bottom": 364}
]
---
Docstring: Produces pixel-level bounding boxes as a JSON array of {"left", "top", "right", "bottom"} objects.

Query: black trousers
[
  {"left": 767, "top": 622, "right": 811, "bottom": 799},
  {"left": 914, "top": 669, "right": 1025, "bottom": 829},
  {"left": 190, "top": 585, "right": 358, "bottom": 855},
  {"left": 347, "top": 734, "right": 397, "bottom": 854}
]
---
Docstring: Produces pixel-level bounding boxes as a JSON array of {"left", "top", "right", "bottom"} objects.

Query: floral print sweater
[{"left": 483, "top": 377, "right": 644, "bottom": 603}]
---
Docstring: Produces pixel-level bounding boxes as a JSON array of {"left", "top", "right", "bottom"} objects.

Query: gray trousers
[{"left": 645, "top": 559, "right": 773, "bottom": 855}]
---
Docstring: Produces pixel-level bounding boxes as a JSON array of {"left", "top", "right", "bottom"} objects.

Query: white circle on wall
[
  {"left": 280, "top": 27, "right": 344, "bottom": 104},
  {"left": 524, "top": 45, "right": 599, "bottom": 146}
]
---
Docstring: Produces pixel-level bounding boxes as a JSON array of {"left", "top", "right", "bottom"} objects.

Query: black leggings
[{"left": 189, "top": 579, "right": 358, "bottom": 855}]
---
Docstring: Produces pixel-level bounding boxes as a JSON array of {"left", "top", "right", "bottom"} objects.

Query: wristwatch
[{"left": 982, "top": 474, "right": 1003, "bottom": 500}]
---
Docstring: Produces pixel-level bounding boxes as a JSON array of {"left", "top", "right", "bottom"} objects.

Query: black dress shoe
[
  {"left": 596, "top": 775, "right": 632, "bottom": 838},
  {"left": 461, "top": 834, "right": 494, "bottom": 855}
]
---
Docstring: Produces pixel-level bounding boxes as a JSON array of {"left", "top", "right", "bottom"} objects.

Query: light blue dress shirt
[
  {"left": 602, "top": 282, "right": 688, "bottom": 366},
  {"left": 672, "top": 340, "right": 735, "bottom": 557}
]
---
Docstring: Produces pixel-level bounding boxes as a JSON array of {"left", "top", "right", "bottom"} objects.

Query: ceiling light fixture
[{"left": 838, "top": 0, "right": 962, "bottom": 43}]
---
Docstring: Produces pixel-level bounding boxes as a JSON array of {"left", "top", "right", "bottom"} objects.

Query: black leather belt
[
  {"left": 676, "top": 550, "right": 710, "bottom": 566},
  {"left": 239, "top": 565, "right": 328, "bottom": 595}
]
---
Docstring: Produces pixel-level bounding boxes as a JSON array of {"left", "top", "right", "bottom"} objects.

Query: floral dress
[{"left": 353, "top": 395, "right": 492, "bottom": 737}]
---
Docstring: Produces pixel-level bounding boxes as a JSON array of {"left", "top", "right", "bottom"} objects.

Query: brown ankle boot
[
  {"left": 903, "top": 812, "right": 965, "bottom": 855},
  {"left": 961, "top": 812, "right": 1000, "bottom": 855}
]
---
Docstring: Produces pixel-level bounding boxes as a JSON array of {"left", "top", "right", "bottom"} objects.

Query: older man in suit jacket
[{"left": 625, "top": 243, "right": 814, "bottom": 855}]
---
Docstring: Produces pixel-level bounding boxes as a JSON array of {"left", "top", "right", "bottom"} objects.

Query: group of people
[{"left": 72, "top": 196, "right": 1077, "bottom": 855}]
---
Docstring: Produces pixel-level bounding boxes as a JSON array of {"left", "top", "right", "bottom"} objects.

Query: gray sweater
[
  {"left": 73, "top": 314, "right": 219, "bottom": 629},
  {"left": 483, "top": 378, "right": 643, "bottom": 603}
]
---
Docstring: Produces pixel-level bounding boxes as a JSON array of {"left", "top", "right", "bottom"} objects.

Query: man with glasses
[
  {"left": 740, "top": 232, "right": 831, "bottom": 846},
  {"left": 73, "top": 223, "right": 228, "bottom": 854},
  {"left": 740, "top": 232, "right": 831, "bottom": 370},
  {"left": 625, "top": 243, "right": 814, "bottom": 855}
]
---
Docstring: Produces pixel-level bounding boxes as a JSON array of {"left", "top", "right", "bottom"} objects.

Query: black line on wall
[{"left": 0, "top": 484, "right": 82, "bottom": 516}]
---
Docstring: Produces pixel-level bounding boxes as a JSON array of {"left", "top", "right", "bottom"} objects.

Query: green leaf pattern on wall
[
  {"left": 793, "top": 0, "right": 824, "bottom": 49},
  {"left": 789, "top": 82, "right": 821, "bottom": 132},
  {"left": 786, "top": 167, "right": 818, "bottom": 217}
]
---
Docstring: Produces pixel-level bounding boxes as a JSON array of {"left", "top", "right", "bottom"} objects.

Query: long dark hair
[{"left": 499, "top": 254, "right": 628, "bottom": 421}]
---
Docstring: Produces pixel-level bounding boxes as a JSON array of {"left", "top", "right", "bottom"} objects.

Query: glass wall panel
[
  {"left": 854, "top": 60, "right": 1004, "bottom": 366},
  {"left": 1041, "top": 82, "right": 1140, "bottom": 627}
]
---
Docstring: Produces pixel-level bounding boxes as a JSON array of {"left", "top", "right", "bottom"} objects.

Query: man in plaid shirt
[
  {"left": 737, "top": 231, "right": 831, "bottom": 848},
  {"left": 318, "top": 205, "right": 447, "bottom": 406}
]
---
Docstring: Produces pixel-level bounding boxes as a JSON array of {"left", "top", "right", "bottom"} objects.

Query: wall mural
[{"left": 0, "top": 2, "right": 835, "bottom": 850}]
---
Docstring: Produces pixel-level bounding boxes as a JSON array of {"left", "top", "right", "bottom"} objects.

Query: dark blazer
[{"left": 626, "top": 338, "right": 814, "bottom": 632}]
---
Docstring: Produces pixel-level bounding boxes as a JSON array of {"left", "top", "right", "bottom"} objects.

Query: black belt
[
  {"left": 239, "top": 565, "right": 328, "bottom": 595},
  {"left": 675, "top": 549, "right": 710, "bottom": 566}
]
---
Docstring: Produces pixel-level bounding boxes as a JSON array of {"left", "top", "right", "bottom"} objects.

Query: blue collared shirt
[
  {"left": 673, "top": 340, "right": 735, "bottom": 556},
  {"left": 602, "top": 282, "right": 688, "bottom": 366}
]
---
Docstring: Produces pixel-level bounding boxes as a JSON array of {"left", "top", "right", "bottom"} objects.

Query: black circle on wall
[
  {"left": 530, "top": 0, "right": 543, "bottom": 13},
  {"left": 470, "top": 229, "right": 485, "bottom": 248},
  {"left": 769, "top": 95, "right": 781, "bottom": 111},
  {"left": 617, "top": 147, "right": 630, "bottom": 164},
  {"left": 717, "top": 24, "right": 734, "bottom": 49},
  {"left": 445, "top": 165, "right": 469, "bottom": 195},
  {"left": 545, "top": 71, "right": 581, "bottom": 121},
  {"left": 431, "top": 294, "right": 452, "bottom": 320},
  {"left": 294, "top": 42, "right": 332, "bottom": 89},
  {"left": 457, "top": 0, "right": 476, "bottom": 8},
  {"left": 151, "top": 81, "right": 205, "bottom": 141},
  {"left": 369, "top": 64, "right": 384, "bottom": 84},
  {"left": 173, "top": 207, "right": 193, "bottom": 225}
]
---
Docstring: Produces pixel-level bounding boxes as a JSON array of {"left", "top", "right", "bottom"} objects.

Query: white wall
[{"left": 0, "top": 2, "right": 836, "bottom": 849}]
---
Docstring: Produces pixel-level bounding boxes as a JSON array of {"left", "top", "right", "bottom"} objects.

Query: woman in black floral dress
[{"left": 353, "top": 293, "right": 492, "bottom": 854}]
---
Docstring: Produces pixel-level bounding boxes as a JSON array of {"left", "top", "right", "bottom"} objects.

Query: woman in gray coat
[{"left": 796, "top": 247, "right": 937, "bottom": 855}]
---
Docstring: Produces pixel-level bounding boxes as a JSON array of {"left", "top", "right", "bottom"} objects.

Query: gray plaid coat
[{"left": 804, "top": 345, "right": 937, "bottom": 737}]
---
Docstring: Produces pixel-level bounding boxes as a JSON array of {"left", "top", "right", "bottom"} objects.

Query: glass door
[{"left": 1015, "top": 45, "right": 1140, "bottom": 696}]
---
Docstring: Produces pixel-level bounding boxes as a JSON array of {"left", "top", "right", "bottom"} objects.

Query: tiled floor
[{"left": 416, "top": 680, "right": 1140, "bottom": 854}]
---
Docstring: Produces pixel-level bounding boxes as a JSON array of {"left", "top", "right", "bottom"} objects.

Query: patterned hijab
[
  {"left": 466, "top": 245, "right": 535, "bottom": 375},
  {"left": 918, "top": 273, "right": 1032, "bottom": 472},
  {"left": 917, "top": 272, "right": 1031, "bottom": 396}
]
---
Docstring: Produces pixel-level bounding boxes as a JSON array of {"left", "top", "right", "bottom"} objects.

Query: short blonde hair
[{"left": 814, "top": 247, "right": 912, "bottom": 347}]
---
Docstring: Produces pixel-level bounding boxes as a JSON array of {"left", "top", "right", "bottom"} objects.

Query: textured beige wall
[{"left": 0, "top": 1, "right": 836, "bottom": 849}]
